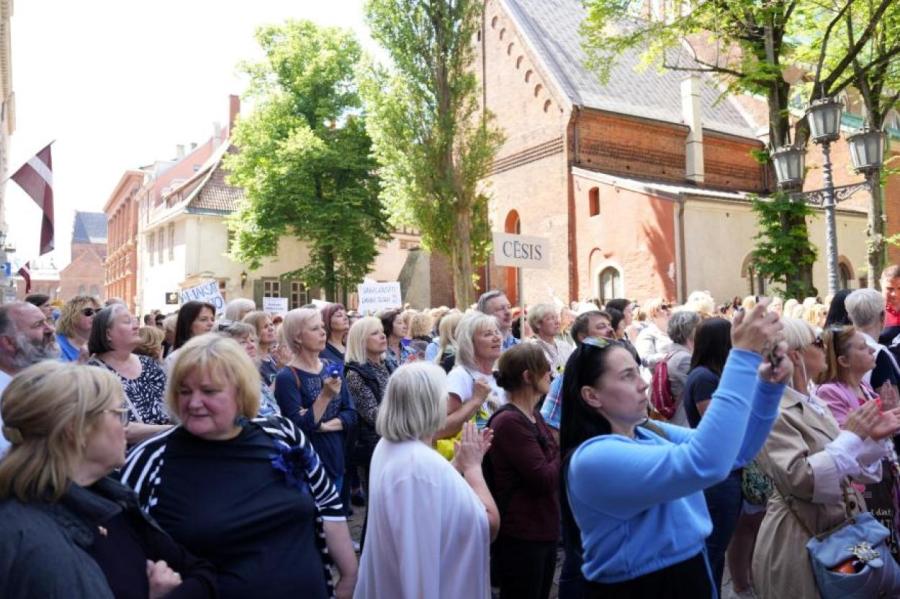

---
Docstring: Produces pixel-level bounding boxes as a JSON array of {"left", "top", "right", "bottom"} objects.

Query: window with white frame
[
  {"left": 290, "top": 281, "right": 308, "bottom": 309},
  {"left": 168, "top": 223, "right": 175, "bottom": 260},
  {"left": 148, "top": 233, "right": 155, "bottom": 266},
  {"left": 598, "top": 267, "right": 622, "bottom": 305},
  {"left": 263, "top": 279, "right": 281, "bottom": 298}
]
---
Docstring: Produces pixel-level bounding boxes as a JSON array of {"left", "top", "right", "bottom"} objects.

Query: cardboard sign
[
  {"left": 262, "top": 296, "right": 289, "bottom": 315},
  {"left": 180, "top": 281, "right": 225, "bottom": 314},
  {"left": 357, "top": 281, "right": 402, "bottom": 314},
  {"left": 492, "top": 232, "right": 551, "bottom": 269}
]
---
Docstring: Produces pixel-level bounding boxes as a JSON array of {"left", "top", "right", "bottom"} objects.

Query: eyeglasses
[
  {"left": 812, "top": 335, "right": 825, "bottom": 349},
  {"left": 82, "top": 308, "right": 98, "bottom": 317},
  {"left": 103, "top": 406, "right": 130, "bottom": 425}
]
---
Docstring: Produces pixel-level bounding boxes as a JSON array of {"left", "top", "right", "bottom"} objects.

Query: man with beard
[{"left": 0, "top": 301, "right": 59, "bottom": 455}]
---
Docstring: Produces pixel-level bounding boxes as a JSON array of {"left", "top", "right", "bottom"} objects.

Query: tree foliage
[
  {"left": 224, "top": 20, "right": 390, "bottom": 301},
  {"left": 751, "top": 193, "right": 817, "bottom": 298},
  {"left": 362, "top": 0, "right": 504, "bottom": 308},
  {"left": 581, "top": 0, "right": 896, "bottom": 297}
]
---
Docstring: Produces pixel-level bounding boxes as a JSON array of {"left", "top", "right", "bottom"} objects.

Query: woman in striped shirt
[{"left": 120, "top": 333, "right": 358, "bottom": 599}]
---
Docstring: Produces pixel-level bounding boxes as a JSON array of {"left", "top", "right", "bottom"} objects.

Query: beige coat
[{"left": 752, "top": 387, "right": 874, "bottom": 599}]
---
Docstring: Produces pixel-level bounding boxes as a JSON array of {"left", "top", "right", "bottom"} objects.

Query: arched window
[
  {"left": 588, "top": 187, "right": 600, "bottom": 216},
  {"left": 598, "top": 267, "right": 621, "bottom": 304},
  {"left": 543, "top": 99, "right": 552, "bottom": 113},
  {"left": 534, "top": 83, "right": 543, "bottom": 97},
  {"left": 516, "top": 56, "right": 524, "bottom": 69},
  {"left": 499, "top": 28, "right": 505, "bottom": 40},
  {"left": 525, "top": 69, "right": 533, "bottom": 83}
]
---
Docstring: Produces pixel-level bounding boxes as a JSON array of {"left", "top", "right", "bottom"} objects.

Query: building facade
[
  {"left": 475, "top": 0, "right": 894, "bottom": 305},
  {"left": 59, "top": 211, "right": 107, "bottom": 300}
]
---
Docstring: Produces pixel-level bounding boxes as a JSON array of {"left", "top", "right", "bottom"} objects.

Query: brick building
[
  {"left": 58, "top": 211, "right": 107, "bottom": 300},
  {"left": 475, "top": 0, "right": 894, "bottom": 305},
  {"left": 104, "top": 171, "right": 144, "bottom": 311}
]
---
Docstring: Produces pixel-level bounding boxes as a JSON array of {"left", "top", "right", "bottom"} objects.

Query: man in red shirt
[{"left": 883, "top": 265, "right": 900, "bottom": 327}]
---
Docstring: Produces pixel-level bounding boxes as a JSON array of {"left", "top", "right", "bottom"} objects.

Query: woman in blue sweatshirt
[{"left": 560, "top": 300, "right": 789, "bottom": 598}]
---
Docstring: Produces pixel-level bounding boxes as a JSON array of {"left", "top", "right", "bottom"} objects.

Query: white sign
[
  {"left": 357, "top": 281, "right": 402, "bottom": 314},
  {"left": 262, "top": 296, "right": 289, "bottom": 315},
  {"left": 180, "top": 280, "right": 225, "bottom": 314},
  {"left": 492, "top": 232, "right": 551, "bottom": 269}
]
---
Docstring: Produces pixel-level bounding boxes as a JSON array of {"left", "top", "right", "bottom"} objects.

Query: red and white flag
[
  {"left": 17, "top": 262, "right": 31, "bottom": 294},
  {"left": 10, "top": 143, "right": 55, "bottom": 255}
]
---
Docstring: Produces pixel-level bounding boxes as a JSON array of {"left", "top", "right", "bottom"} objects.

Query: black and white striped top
[{"left": 119, "top": 415, "right": 344, "bottom": 599}]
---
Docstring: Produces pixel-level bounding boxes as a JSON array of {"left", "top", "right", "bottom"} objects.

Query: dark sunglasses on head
[
  {"left": 82, "top": 308, "right": 98, "bottom": 317},
  {"left": 581, "top": 336, "right": 619, "bottom": 350},
  {"left": 812, "top": 335, "right": 824, "bottom": 349}
]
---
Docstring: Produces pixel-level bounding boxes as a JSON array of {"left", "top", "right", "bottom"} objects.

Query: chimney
[
  {"left": 681, "top": 75, "right": 704, "bottom": 184},
  {"left": 228, "top": 94, "right": 241, "bottom": 136},
  {"left": 175, "top": 144, "right": 185, "bottom": 160},
  {"left": 190, "top": 142, "right": 198, "bottom": 151}
]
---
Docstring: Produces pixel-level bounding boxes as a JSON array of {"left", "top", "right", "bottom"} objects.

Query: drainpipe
[
  {"left": 674, "top": 195, "right": 687, "bottom": 303},
  {"left": 567, "top": 106, "right": 581, "bottom": 302}
]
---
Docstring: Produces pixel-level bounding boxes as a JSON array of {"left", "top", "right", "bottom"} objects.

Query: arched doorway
[{"left": 504, "top": 210, "right": 521, "bottom": 306}]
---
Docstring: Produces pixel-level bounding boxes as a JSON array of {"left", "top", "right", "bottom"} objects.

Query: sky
[{"left": 6, "top": 0, "right": 377, "bottom": 269}]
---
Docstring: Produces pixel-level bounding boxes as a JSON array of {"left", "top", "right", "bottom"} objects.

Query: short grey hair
[
  {"left": 376, "top": 362, "right": 447, "bottom": 441},
  {"left": 454, "top": 312, "right": 500, "bottom": 370},
  {"left": 476, "top": 290, "right": 506, "bottom": 314},
  {"left": 527, "top": 303, "right": 558, "bottom": 331},
  {"left": 667, "top": 310, "right": 700, "bottom": 345},
  {"left": 224, "top": 298, "right": 256, "bottom": 323},
  {"left": 846, "top": 288, "right": 885, "bottom": 328}
]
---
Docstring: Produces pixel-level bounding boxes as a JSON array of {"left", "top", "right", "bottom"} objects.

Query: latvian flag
[
  {"left": 10, "top": 143, "right": 55, "bottom": 255},
  {"left": 17, "top": 262, "right": 31, "bottom": 294}
]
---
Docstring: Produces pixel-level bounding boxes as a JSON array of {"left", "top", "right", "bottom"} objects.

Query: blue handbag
[{"left": 787, "top": 486, "right": 900, "bottom": 599}]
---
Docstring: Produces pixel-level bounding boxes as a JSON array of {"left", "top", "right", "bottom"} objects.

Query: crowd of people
[{"left": 5, "top": 268, "right": 900, "bottom": 598}]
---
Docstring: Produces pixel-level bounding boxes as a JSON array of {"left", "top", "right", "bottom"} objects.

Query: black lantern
[{"left": 240, "top": 270, "right": 248, "bottom": 289}]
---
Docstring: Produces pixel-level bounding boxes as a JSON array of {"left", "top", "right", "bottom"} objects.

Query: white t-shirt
[
  {"left": 445, "top": 366, "right": 507, "bottom": 428},
  {"left": 0, "top": 370, "right": 13, "bottom": 457},
  {"left": 354, "top": 439, "right": 490, "bottom": 599}
]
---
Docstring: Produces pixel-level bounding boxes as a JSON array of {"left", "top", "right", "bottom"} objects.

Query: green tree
[
  {"left": 751, "top": 192, "right": 817, "bottom": 298},
  {"left": 794, "top": 1, "right": 900, "bottom": 285},
  {"left": 362, "top": 0, "right": 504, "bottom": 308},
  {"left": 224, "top": 20, "right": 390, "bottom": 302},
  {"left": 582, "top": 0, "right": 895, "bottom": 296}
]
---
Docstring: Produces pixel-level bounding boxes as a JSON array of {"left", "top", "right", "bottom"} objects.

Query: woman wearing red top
[{"left": 485, "top": 343, "right": 560, "bottom": 599}]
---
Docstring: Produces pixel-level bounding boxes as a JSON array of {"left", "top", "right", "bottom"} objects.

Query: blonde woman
[
  {"left": 442, "top": 312, "right": 506, "bottom": 438},
  {"left": 220, "top": 321, "right": 281, "bottom": 418},
  {"left": 0, "top": 362, "right": 215, "bottom": 598},
  {"left": 344, "top": 317, "right": 390, "bottom": 492},
  {"left": 56, "top": 295, "right": 100, "bottom": 362},
  {"left": 274, "top": 308, "right": 356, "bottom": 494},
  {"left": 134, "top": 326, "right": 165, "bottom": 362},
  {"left": 243, "top": 310, "right": 279, "bottom": 386},
  {"left": 433, "top": 311, "right": 464, "bottom": 373},
  {"left": 120, "top": 334, "right": 357, "bottom": 598}
]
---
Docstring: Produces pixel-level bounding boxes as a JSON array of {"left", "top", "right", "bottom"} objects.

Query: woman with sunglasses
[
  {"left": 0, "top": 361, "right": 215, "bottom": 598},
  {"left": 560, "top": 300, "right": 788, "bottom": 598},
  {"left": 751, "top": 318, "right": 900, "bottom": 599},
  {"left": 56, "top": 295, "right": 100, "bottom": 362},
  {"left": 633, "top": 298, "right": 672, "bottom": 373},
  {"left": 485, "top": 343, "right": 560, "bottom": 599}
]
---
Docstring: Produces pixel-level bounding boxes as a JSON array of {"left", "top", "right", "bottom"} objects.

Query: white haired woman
[
  {"left": 355, "top": 362, "right": 499, "bottom": 599},
  {"left": 846, "top": 287, "right": 900, "bottom": 404},
  {"left": 344, "top": 316, "right": 391, "bottom": 494},
  {"left": 441, "top": 312, "right": 506, "bottom": 439},
  {"left": 223, "top": 298, "right": 256, "bottom": 325},
  {"left": 528, "top": 303, "right": 574, "bottom": 378},
  {"left": 120, "top": 334, "right": 357, "bottom": 598},
  {"left": 0, "top": 361, "right": 215, "bottom": 598},
  {"left": 274, "top": 308, "right": 356, "bottom": 494}
]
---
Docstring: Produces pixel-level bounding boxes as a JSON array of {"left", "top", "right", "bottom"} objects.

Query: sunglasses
[
  {"left": 581, "top": 336, "right": 619, "bottom": 350},
  {"left": 82, "top": 308, "right": 98, "bottom": 317},
  {"left": 812, "top": 335, "right": 825, "bottom": 349}
]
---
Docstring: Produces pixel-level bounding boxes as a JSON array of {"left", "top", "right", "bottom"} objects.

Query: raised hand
[
  {"left": 757, "top": 341, "right": 793, "bottom": 384},
  {"left": 731, "top": 297, "right": 782, "bottom": 356},
  {"left": 453, "top": 421, "right": 489, "bottom": 475}
]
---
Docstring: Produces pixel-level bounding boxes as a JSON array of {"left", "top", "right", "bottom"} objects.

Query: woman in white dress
[{"left": 354, "top": 362, "right": 500, "bottom": 599}]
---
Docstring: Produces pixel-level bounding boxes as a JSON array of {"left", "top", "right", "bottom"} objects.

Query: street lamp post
[{"left": 770, "top": 97, "right": 885, "bottom": 296}]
